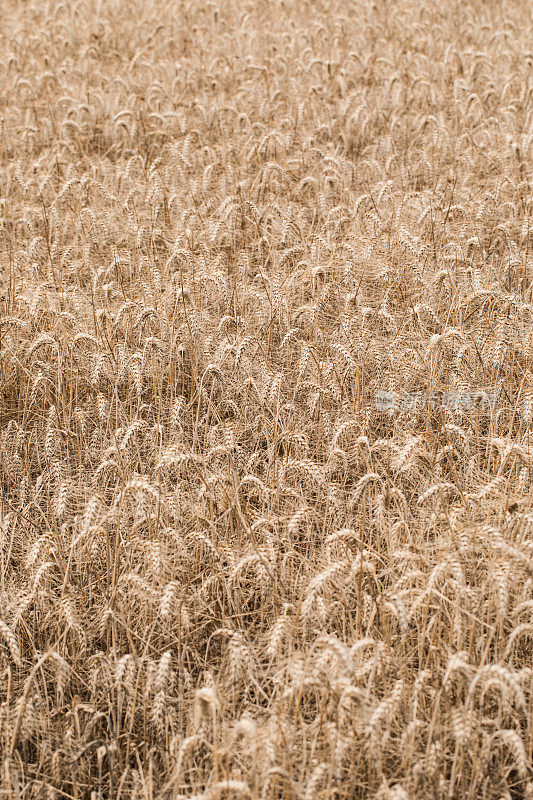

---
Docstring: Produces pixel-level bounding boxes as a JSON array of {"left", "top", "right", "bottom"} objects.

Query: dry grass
[{"left": 0, "top": 0, "right": 532, "bottom": 797}]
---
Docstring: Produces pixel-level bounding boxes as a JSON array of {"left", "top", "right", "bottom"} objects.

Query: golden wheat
[{"left": 0, "top": 0, "right": 532, "bottom": 797}]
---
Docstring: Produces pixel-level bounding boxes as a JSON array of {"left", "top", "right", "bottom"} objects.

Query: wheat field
[{"left": 0, "top": 0, "right": 532, "bottom": 797}]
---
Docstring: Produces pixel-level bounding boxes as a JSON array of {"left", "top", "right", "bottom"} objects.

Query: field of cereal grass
[{"left": 0, "top": 1, "right": 532, "bottom": 797}]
